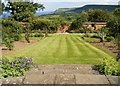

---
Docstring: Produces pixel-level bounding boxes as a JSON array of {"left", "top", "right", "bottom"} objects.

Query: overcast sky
[
  {"left": 26, "top": 0, "right": 120, "bottom": 11},
  {"left": 2, "top": 0, "right": 120, "bottom": 11}
]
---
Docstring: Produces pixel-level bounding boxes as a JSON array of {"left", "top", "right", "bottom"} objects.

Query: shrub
[
  {"left": 68, "top": 30, "right": 76, "bottom": 33},
  {"left": 2, "top": 19, "right": 23, "bottom": 41},
  {"left": 84, "top": 33, "right": 91, "bottom": 38},
  {"left": 79, "top": 29, "right": 86, "bottom": 33},
  {"left": 29, "top": 33, "right": 34, "bottom": 37},
  {"left": 34, "top": 33, "right": 44, "bottom": 37},
  {"left": 97, "top": 57, "right": 120, "bottom": 76},
  {"left": 3, "top": 37, "right": 14, "bottom": 50},
  {"left": 105, "top": 36, "right": 114, "bottom": 42},
  {"left": 91, "top": 35, "right": 100, "bottom": 38},
  {"left": 1, "top": 57, "right": 36, "bottom": 78},
  {"left": 13, "top": 33, "right": 22, "bottom": 41}
]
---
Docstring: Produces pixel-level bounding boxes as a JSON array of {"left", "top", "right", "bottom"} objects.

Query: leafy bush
[
  {"left": 2, "top": 30, "right": 14, "bottom": 50},
  {"left": 105, "top": 36, "right": 114, "bottom": 42},
  {"left": 67, "top": 30, "right": 76, "bottom": 33},
  {"left": 91, "top": 35, "right": 100, "bottom": 38},
  {"left": 84, "top": 33, "right": 91, "bottom": 38},
  {"left": 68, "top": 30, "right": 81, "bottom": 33},
  {"left": 1, "top": 57, "right": 36, "bottom": 78},
  {"left": 13, "top": 33, "right": 22, "bottom": 41},
  {"left": 29, "top": 33, "right": 34, "bottom": 37},
  {"left": 79, "top": 29, "right": 86, "bottom": 33},
  {"left": 3, "top": 37, "right": 14, "bottom": 50},
  {"left": 34, "top": 33, "right": 44, "bottom": 37},
  {"left": 97, "top": 57, "right": 120, "bottom": 76},
  {"left": 2, "top": 19, "right": 23, "bottom": 41}
]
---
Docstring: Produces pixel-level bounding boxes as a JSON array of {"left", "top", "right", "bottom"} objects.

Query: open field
[{"left": 4, "top": 34, "right": 113, "bottom": 64}]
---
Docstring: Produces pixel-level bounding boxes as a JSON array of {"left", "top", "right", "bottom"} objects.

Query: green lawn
[{"left": 5, "top": 34, "right": 113, "bottom": 65}]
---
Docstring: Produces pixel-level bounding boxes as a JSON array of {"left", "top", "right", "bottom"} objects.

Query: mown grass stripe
[
  {"left": 75, "top": 36, "right": 111, "bottom": 58},
  {"left": 7, "top": 34, "right": 59, "bottom": 58},
  {"left": 66, "top": 34, "right": 82, "bottom": 57},
  {"left": 5, "top": 34, "right": 113, "bottom": 64}
]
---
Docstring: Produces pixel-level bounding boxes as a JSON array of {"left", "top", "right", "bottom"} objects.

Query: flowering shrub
[
  {"left": 97, "top": 57, "right": 120, "bottom": 76},
  {"left": 1, "top": 57, "right": 36, "bottom": 78}
]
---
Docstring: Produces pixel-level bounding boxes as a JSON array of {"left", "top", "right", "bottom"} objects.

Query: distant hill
[
  {"left": 54, "top": 5, "right": 120, "bottom": 14},
  {"left": 54, "top": 8, "right": 74, "bottom": 14}
]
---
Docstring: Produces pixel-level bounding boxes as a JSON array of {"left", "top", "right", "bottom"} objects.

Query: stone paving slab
[
  {"left": 106, "top": 75, "right": 119, "bottom": 84},
  {"left": 75, "top": 74, "right": 110, "bottom": 84},
  {"left": 23, "top": 74, "right": 55, "bottom": 84},
  {"left": 2, "top": 77, "right": 24, "bottom": 84},
  {"left": 1, "top": 74, "right": 119, "bottom": 85},
  {"left": 38, "top": 64, "right": 99, "bottom": 75},
  {"left": 0, "top": 79, "right": 2, "bottom": 86},
  {"left": 55, "top": 74, "right": 75, "bottom": 84}
]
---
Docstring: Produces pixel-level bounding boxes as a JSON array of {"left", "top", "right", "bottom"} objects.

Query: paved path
[{"left": 2, "top": 64, "right": 120, "bottom": 85}]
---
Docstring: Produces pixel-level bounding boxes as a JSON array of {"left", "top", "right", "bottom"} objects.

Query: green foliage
[
  {"left": 91, "top": 34, "right": 100, "bottom": 38},
  {"left": 97, "top": 27, "right": 108, "bottom": 42},
  {"left": 31, "top": 18, "right": 49, "bottom": 30},
  {"left": 2, "top": 27, "right": 14, "bottom": 50},
  {"left": 2, "top": 19, "right": 23, "bottom": 49},
  {"left": 84, "top": 33, "right": 92, "bottom": 38},
  {"left": 0, "top": 3, "right": 5, "bottom": 15},
  {"left": 107, "top": 16, "right": 120, "bottom": 37},
  {"left": 5, "top": 2, "right": 45, "bottom": 22},
  {"left": 67, "top": 30, "right": 80, "bottom": 33},
  {"left": 2, "top": 19, "right": 23, "bottom": 39},
  {"left": 23, "top": 23, "right": 32, "bottom": 43},
  {"left": 87, "top": 9, "right": 111, "bottom": 22},
  {"left": 2, "top": 34, "right": 14, "bottom": 50},
  {"left": 34, "top": 33, "right": 44, "bottom": 37},
  {"left": 114, "top": 8, "right": 120, "bottom": 17},
  {"left": 97, "top": 57, "right": 120, "bottom": 76},
  {"left": 12, "top": 11, "right": 34, "bottom": 22},
  {"left": 1, "top": 57, "right": 35, "bottom": 78},
  {"left": 105, "top": 36, "right": 114, "bottom": 42},
  {"left": 71, "top": 11, "right": 88, "bottom": 29},
  {"left": 5, "top": 2, "right": 45, "bottom": 15}
]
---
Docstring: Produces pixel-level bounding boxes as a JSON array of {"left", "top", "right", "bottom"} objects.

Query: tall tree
[
  {"left": 5, "top": 2, "right": 45, "bottom": 15},
  {"left": 0, "top": 2, "right": 5, "bottom": 15},
  {"left": 107, "top": 8, "right": 120, "bottom": 61},
  {"left": 70, "top": 11, "right": 88, "bottom": 29},
  {"left": 87, "top": 9, "right": 111, "bottom": 22},
  {"left": 114, "top": 8, "right": 120, "bottom": 17},
  {"left": 4, "top": 2, "right": 45, "bottom": 22},
  {"left": 97, "top": 27, "right": 108, "bottom": 42}
]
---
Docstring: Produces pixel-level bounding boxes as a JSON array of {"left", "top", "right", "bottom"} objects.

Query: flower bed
[{"left": 1, "top": 57, "right": 36, "bottom": 78}]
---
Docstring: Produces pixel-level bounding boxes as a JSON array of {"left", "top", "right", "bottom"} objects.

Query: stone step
[
  {"left": 2, "top": 64, "right": 119, "bottom": 85},
  {"left": 2, "top": 74, "right": 119, "bottom": 85},
  {"left": 26, "top": 64, "right": 99, "bottom": 75}
]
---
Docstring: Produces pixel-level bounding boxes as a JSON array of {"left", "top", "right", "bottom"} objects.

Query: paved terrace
[{"left": 1, "top": 64, "right": 120, "bottom": 86}]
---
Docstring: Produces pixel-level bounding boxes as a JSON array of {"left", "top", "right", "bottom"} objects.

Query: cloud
[{"left": 34, "top": 0, "right": 119, "bottom": 3}]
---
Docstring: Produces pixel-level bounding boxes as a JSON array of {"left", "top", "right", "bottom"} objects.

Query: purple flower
[
  {"left": 26, "top": 58, "right": 31, "bottom": 63},
  {"left": 18, "top": 67, "right": 22, "bottom": 71},
  {"left": 26, "top": 58, "right": 29, "bottom": 61},
  {"left": 2, "top": 61, "right": 7, "bottom": 65},
  {"left": 19, "top": 68, "right": 22, "bottom": 71},
  {"left": 29, "top": 57, "right": 32, "bottom": 61},
  {"left": 22, "top": 62, "right": 26, "bottom": 67},
  {"left": 11, "top": 62, "right": 15, "bottom": 67}
]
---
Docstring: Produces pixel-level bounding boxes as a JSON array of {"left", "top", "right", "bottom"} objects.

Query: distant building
[{"left": 84, "top": 22, "right": 107, "bottom": 30}]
